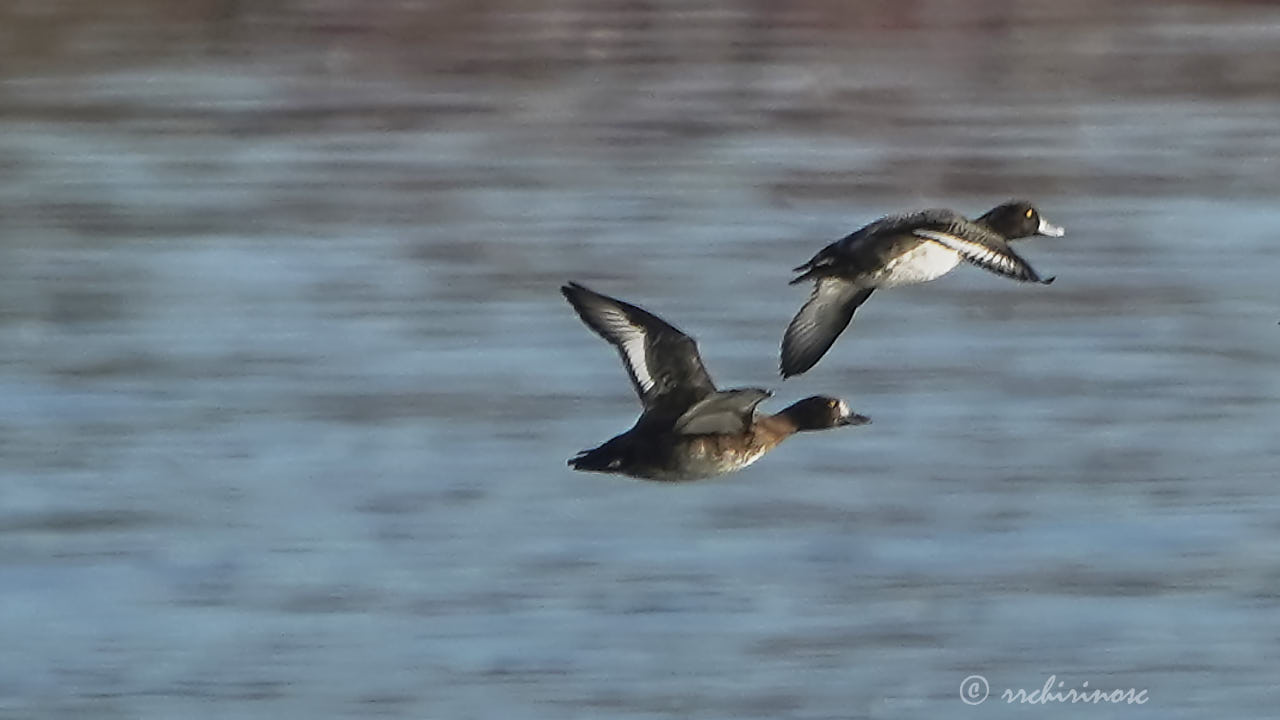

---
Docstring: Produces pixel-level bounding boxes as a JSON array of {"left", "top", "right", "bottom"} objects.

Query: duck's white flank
[{"left": 876, "top": 241, "right": 961, "bottom": 286}]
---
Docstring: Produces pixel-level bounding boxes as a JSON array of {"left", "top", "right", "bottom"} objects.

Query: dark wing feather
[
  {"left": 561, "top": 283, "right": 717, "bottom": 413},
  {"left": 780, "top": 278, "right": 874, "bottom": 378},
  {"left": 673, "top": 388, "right": 772, "bottom": 435}
]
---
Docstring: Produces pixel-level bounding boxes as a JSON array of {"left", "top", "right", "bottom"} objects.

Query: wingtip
[
  {"left": 561, "top": 281, "right": 592, "bottom": 302},
  {"left": 779, "top": 363, "right": 803, "bottom": 379},
  {"left": 1041, "top": 275, "right": 1057, "bottom": 286},
  {"left": 779, "top": 334, "right": 818, "bottom": 379}
]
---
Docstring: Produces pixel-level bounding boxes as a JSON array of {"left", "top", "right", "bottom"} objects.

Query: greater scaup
[
  {"left": 780, "top": 201, "right": 1064, "bottom": 377},
  {"left": 563, "top": 282, "right": 868, "bottom": 481}
]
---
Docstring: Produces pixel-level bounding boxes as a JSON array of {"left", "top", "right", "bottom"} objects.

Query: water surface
[{"left": 1, "top": 1, "right": 1279, "bottom": 718}]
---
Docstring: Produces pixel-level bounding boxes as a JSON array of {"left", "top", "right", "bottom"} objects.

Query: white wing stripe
[
  {"left": 913, "top": 230, "right": 993, "bottom": 257},
  {"left": 621, "top": 334, "right": 654, "bottom": 392},
  {"left": 592, "top": 305, "right": 656, "bottom": 393},
  {"left": 913, "top": 230, "right": 1028, "bottom": 277}
]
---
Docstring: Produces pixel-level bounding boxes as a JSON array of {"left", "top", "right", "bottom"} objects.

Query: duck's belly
[
  {"left": 874, "top": 242, "right": 961, "bottom": 287},
  {"left": 649, "top": 436, "right": 770, "bottom": 482}
]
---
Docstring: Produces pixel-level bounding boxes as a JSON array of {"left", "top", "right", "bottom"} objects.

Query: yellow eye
[
  {"left": 827, "top": 399, "right": 838, "bottom": 409},
  {"left": 1025, "top": 208, "right": 1034, "bottom": 219}
]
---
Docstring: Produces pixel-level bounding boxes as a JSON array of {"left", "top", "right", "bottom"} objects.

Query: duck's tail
[
  {"left": 790, "top": 252, "right": 841, "bottom": 285},
  {"left": 568, "top": 442, "right": 624, "bottom": 474}
]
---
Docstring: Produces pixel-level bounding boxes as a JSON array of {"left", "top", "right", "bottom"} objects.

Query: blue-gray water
[{"left": 2, "top": 1, "right": 1279, "bottom": 718}]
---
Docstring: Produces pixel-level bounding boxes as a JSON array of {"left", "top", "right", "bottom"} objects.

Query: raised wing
[{"left": 561, "top": 282, "right": 717, "bottom": 413}]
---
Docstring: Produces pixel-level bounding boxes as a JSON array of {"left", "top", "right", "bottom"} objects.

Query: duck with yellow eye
[
  {"left": 562, "top": 282, "right": 870, "bottom": 482},
  {"left": 781, "top": 200, "right": 1066, "bottom": 378}
]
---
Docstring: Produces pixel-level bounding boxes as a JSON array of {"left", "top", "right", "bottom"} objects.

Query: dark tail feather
[
  {"left": 790, "top": 245, "right": 839, "bottom": 283},
  {"left": 568, "top": 442, "right": 624, "bottom": 474},
  {"left": 789, "top": 268, "right": 819, "bottom": 285}
]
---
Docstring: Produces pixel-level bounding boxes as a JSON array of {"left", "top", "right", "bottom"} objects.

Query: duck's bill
[
  {"left": 839, "top": 412, "right": 872, "bottom": 427},
  {"left": 1037, "top": 217, "right": 1065, "bottom": 237}
]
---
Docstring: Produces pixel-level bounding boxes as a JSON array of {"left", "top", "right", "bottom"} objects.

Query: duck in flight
[
  {"left": 780, "top": 201, "right": 1064, "bottom": 378},
  {"left": 562, "top": 282, "right": 869, "bottom": 481}
]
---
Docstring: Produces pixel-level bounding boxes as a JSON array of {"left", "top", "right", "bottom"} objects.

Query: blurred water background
[{"left": 1, "top": 1, "right": 1279, "bottom": 718}]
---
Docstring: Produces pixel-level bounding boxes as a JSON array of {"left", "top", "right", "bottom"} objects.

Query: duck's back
[{"left": 797, "top": 208, "right": 968, "bottom": 282}]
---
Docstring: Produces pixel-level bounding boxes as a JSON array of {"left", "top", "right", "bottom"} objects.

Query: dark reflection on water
[{"left": 2, "top": 0, "right": 1279, "bottom": 717}]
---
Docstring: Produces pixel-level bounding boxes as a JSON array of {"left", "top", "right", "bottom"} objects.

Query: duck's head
[
  {"left": 782, "top": 396, "right": 871, "bottom": 432},
  {"left": 978, "top": 201, "right": 1065, "bottom": 240}
]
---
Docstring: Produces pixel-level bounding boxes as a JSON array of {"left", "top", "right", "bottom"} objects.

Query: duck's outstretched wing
[
  {"left": 780, "top": 278, "right": 874, "bottom": 378},
  {"left": 672, "top": 388, "right": 772, "bottom": 435},
  {"left": 913, "top": 222, "right": 1055, "bottom": 285},
  {"left": 562, "top": 282, "right": 717, "bottom": 413}
]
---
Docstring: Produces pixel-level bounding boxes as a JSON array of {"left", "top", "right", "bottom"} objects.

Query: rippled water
[{"left": 2, "top": 1, "right": 1279, "bottom": 718}]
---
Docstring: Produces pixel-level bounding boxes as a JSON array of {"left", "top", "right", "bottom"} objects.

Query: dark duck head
[
  {"left": 975, "top": 201, "right": 1065, "bottom": 240},
  {"left": 776, "top": 396, "right": 871, "bottom": 432}
]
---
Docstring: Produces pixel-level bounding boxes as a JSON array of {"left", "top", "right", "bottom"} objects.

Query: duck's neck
[{"left": 757, "top": 410, "right": 802, "bottom": 441}]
